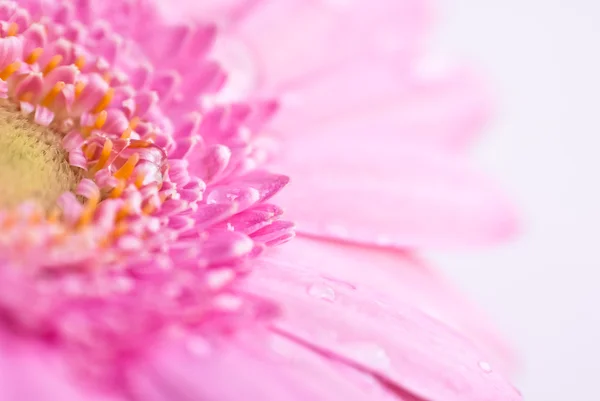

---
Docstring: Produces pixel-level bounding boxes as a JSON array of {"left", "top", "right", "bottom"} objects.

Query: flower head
[{"left": 0, "top": 1, "right": 521, "bottom": 400}]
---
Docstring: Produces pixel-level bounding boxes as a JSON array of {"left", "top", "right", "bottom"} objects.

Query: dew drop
[
  {"left": 307, "top": 283, "right": 336, "bottom": 302},
  {"left": 478, "top": 361, "right": 493, "bottom": 373},
  {"left": 343, "top": 342, "right": 391, "bottom": 370}
]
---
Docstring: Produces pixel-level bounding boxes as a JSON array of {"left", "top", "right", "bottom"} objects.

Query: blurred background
[{"left": 431, "top": 1, "right": 600, "bottom": 400}]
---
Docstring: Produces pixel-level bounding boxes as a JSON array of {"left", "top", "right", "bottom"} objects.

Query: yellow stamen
[
  {"left": 109, "top": 180, "right": 126, "bottom": 198},
  {"left": 142, "top": 202, "right": 155, "bottom": 215},
  {"left": 113, "top": 153, "right": 139, "bottom": 180},
  {"left": 43, "top": 55, "right": 63, "bottom": 75},
  {"left": 92, "top": 87, "right": 114, "bottom": 113},
  {"left": 89, "top": 139, "right": 113, "bottom": 172},
  {"left": 40, "top": 81, "right": 65, "bottom": 108},
  {"left": 77, "top": 195, "right": 100, "bottom": 228},
  {"left": 80, "top": 126, "right": 93, "bottom": 138},
  {"left": 25, "top": 48, "right": 43, "bottom": 64},
  {"left": 74, "top": 55, "right": 86, "bottom": 70},
  {"left": 115, "top": 204, "right": 130, "bottom": 221},
  {"left": 83, "top": 143, "right": 96, "bottom": 159},
  {"left": 94, "top": 110, "right": 107, "bottom": 129},
  {"left": 7, "top": 22, "right": 18, "bottom": 37},
  {"left": 18, "top": 91, "right": 34, "bottom": 103},
  {"left": 120, "top": 116, "right": 140, "bottom": 140},
  {"left": 0, "top": 61, "right": 21, "bottom": 80},
  {"left": 74, "top": 81, "right": 85, "bottom": 98},
  {"left": 112, "top": 221, "right": 128, "bottom": 237},
  {"left": 134, "top": 172, "right": 146, "bottom": 188},
  {"left": 102, "top": 71, "right": 112, "bottom": 83}
]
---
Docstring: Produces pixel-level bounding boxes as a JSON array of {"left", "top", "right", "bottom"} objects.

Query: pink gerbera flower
[{"left": 0, "top": 1, "right": 520, "bottom": 401}]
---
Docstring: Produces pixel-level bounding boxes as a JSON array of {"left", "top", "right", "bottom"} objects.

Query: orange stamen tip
[
  {"left": 74, "top": 81, "right": 85, "bottom": 98},
  {"left": 26, "top": 48, "right": 44, "bottom": 64},
  {"left": 90, "top": 139, "right": 113, "bottom": 172},
  {"left": 41, "top": 81, "right": 65, "bottom": 107},
  {"left": 7, "top": 22, "right": 18, "bottom": 37},
  {"left": 102, "top": 71, "right": 112, "bottom": 83},
  {"left": 113, "top": 153, "right": 140, "bottom": 180},
  {"left": 80, "top": 125, "right": 93, "bottom": 138},
  {"left": 74, "top": 55, "right": 86, "bottom": 70},
  {"left": 134, "top": 173, "right": 146, "bottom": 188},
  {"left": 112, "top": 222, "right": 128, "bottom": 238},
  {"left": 95, "top": 110, "right": 108, "bottom": 129},
  {"left": 84, "top": 142, "right": 98, "bottom": 159},
  {"left": 115, "top": 205, "right": 130, "bottom": 221},
  {"left": 0, "top": 61, "right": 21, "bottom": 80},
  {"left": 92, "top": 87, "right": 114, "bottom": 113},
  {"left": 19, "top": 91, "right": 34, "bottom": 103},
  {"left": 120, "top": 127, "right": 132, "bottom": 140},
  {"left": 142, "top": 203, "right": 156, "bottom": 215},
  {"left": 77, "top": 196, "right": 100, "bottom": 228},
  {"left": 129, "top": 116, "right": 141, "bottom": 129},
  {"left": 43, "top": 54, "right": 63, "bottom": 75},
  {"left": 110, "top": 180, "right": 126, "bottom": 198}
]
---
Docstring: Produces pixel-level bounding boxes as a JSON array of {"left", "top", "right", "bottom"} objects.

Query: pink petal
[
  {"left": 219, "top": 0, "right": 430, "bottom": 89},
  {"left": 271, "top": 142, "right": 518, "bottom": 248},
  {"left": 243, "top": 247, "right": 522, "bottom": 401},
  {"left": 0, "top": 332, "right": 122, "bottom": 401},
  {"left": 272, "top": 64, "right": 491, "bottom": 151},
  {"left": 128, "top": 332, "right": 400, "bottom": 401},
  {"left": 258, "top": 236, "right": 516, "bottom": 372}
]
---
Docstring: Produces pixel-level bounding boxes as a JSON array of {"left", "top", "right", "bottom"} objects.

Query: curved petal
[
  {"left": 271, "top": 64, "right": 491, "bottom": 152},
  {"left": 213, "top": 0, "right": 431, "bottom": 90},
  {"left": 271, "top": 142, "right": 518, "bottom": 248},
  {"left": 128, "top": 331, "right": 407, "bottom": 401},
  {"left": 241, "top": 242, "right": 522, "bottom": 401},
  {"left": 257, "top": 237, "right": 516, "bottom": 371},
  {"left": 0, "top": 331, "right": 122, "bottom": 401}
]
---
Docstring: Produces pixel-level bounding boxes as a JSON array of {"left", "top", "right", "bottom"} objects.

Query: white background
[{"left": 432, "top": 1, "right": 600, "bottom": 400}]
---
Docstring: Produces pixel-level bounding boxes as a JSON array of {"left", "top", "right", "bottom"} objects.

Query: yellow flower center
[{"left": 0, "top": 100, "right": 79, "bottom": 209}]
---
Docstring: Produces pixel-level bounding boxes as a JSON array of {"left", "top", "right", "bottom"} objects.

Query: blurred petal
[
  {"left": 272, "top": 142, "right": 517, "bottom": 248},
  {"left": 218, "top": 0, "right": 430, "bottom": 89},
  {"left": 0, "top": 332, "right": 121, "bottom": 401},
  {"left": 243, "top": 251, "right": 522, "bottom": 401},
  {"left": 256, "top": 236, "right": 516, "bottom": 372},
  {"left": 129, "top": 332, "right": 406, "bottom": 400},
  {"left": 272, "top": 65, "right": 491, "bottom": 151}
]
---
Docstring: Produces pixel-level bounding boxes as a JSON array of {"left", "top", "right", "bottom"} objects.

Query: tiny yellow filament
[
  {"left": 74, "top": 81, "right": 85, "bottom": 98},
  {"left": 92, "top": 88, "right": 114, "bottom": 113},
  {"left": 41, "top": 81, "right": 66, "bottom": 107},
  {"left": 25, "top": 48, "right": 43, "bottom": 64},
  {"left": 43, "top": 55, "right": 63, "bottom": 75},
  {"left": 0, "top": 61, "right": 21, "bottom": 80},
  {"left": 74, "top": 55, "right": 86, "bottom": 70},
  {"left": 77, "top": 195, "right": 100, "bottom": 228},
  {"left": 113, "top": 153, "right": 139, "bottom": 180},
  {"left": 7, "top": 23, "right": 18, "bottom": 37}
]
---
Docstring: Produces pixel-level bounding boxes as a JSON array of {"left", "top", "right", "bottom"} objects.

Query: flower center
[{"left": 0, "top": 100, "right": 79, "bottom": 210}]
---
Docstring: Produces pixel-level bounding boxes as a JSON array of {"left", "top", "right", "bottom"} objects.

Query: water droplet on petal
[
  {"left": 307, "top": 283, "right": 336, "bottom": 302},
  {"left": 478, "top": 361, "right": 493, "bottom": 373},
  {"left": 343, "top": 342, "right": 391, "bottom": 370}
]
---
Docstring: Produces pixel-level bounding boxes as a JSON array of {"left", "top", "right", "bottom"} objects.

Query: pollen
[{"left": 0, "top": 100, "right": 80, "bottom": 210}]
